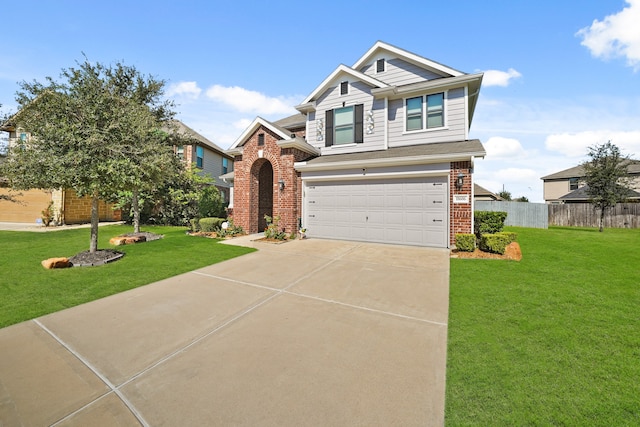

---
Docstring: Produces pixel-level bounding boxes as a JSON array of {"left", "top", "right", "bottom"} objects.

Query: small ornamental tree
[
  {"left": 582, "top": 141, "right": 634, "bottom": 232},
  {"left": 1, "top": 59, "right": 178, "bottom": 253}
]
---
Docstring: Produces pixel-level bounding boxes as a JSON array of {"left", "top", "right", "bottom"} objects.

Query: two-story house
[
  {"left": 542, "top": 161, "right": 640, "bottom": 203},
  {"left": 226, "top": 41, "right": 485, "bottom": 248}
]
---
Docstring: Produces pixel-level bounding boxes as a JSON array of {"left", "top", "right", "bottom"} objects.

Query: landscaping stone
[
  {"left": 41, "top": 257, "right": 71, "bottom": 269},
  {"left": 109, "top": 235, "right": 147, "bottom": 246}
]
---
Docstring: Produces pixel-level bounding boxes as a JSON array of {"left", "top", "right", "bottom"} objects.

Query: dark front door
[{"left": 257, "top": 161, "right": 273, "bottom": 232}]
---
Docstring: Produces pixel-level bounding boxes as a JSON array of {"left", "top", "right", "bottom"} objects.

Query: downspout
[{"left": 384, "top": 97, "right": 389, "bottom": 150}]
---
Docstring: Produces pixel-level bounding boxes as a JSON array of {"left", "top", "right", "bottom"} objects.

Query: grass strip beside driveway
[
  {"left": 446, "top": 226, "right": 640, "bottom": 425},
  {"left": 0, "top": 225, "right": 255, "bottom": 328}
]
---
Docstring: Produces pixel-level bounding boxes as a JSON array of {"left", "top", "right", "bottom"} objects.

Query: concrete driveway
[{"left": 0, "top": 236, "right": 450, "bottom": 426}]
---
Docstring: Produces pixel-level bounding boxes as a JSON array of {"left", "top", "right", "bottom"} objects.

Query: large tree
[
  {"left": 582, "top": 141, "right": 634, "bottom": 232},
  {"left": 1, "top": 59, "right": 177, "bottom": 252}
]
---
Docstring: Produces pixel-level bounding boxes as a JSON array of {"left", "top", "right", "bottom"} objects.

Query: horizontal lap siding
[
  {"left": 311, "top": 81, "right": 385, "bottom": 155},
  {"left": 360, "top": 57, "right": 444, "bottom": 86},
  {"left": 388, "top": 88, "right": 466, "bottom": 148},
  {"left": 200, "top": 150, "right": 230, "bottom": 188}
]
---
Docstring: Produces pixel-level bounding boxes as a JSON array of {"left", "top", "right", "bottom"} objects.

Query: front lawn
[
  {"left": 446, "top": 227, "right": 640, "bottom": 425},
  {"left": 0, "top": 225, "right": 255, "bottom": 328}
]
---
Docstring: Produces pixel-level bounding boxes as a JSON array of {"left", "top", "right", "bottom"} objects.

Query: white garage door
[{"left": 304, "top": 176, "right": 448, "bottom": 247}]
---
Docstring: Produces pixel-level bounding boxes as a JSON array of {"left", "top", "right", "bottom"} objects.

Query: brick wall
[
  {"left": 449, "top": 161, "right": 473, "bottom": 247},
  {"left": 230, "top": 127, "right": 308, "bottom": 234},
  {"left": 63, "top": 189, "right": 121, "bottom": 224}
]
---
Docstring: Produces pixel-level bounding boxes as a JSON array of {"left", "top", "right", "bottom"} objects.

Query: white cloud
[
  {"left": 167, "top": 81, "right": 202, "bottom": 99},
  {"left": 577, "top": 0, "right": 640, "bottom": 70},
  {"left": 545, "top": 130, "right": 640, "bottom": 157},
  {"left": 482, "top": 68, "right": 522, "bottom": 87},
  {"left": 484, "top": 136, "right": 526, "bottom": 159},
  {"left": 205, "top": 84, "right": 301, "bottom": 115},
  {"left": 233, "top": 118, "right": 252, "bottom": 130}
]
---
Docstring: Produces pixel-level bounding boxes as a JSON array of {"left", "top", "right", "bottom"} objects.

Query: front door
[{"left": 257, "top": 161, "right": 273, "bottom": 232}]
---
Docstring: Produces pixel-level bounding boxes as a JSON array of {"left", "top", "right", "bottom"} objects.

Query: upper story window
[
  {"left": 325, "top": 104, "right": 364, "bottom": 147},
  {"left": 404, "top": 92, "right": 445, "bottom": 132},
  {"left": 376, "top": 58, "right": 385, "bottom": 73},
  {"left": 340, "top": 81, "right": 349, "bottom": 96},
  {"left": 222, "top": 157, "right": 229, "bottom": 174},
  {"left": 196, "top": 146, "right": 204, "bottom": 168},
  {"left": 569, "top": 177, "right": 579, "bottom": 191},
  {"left": 258, "top": 133, "right": 265, "bottom": 146}
]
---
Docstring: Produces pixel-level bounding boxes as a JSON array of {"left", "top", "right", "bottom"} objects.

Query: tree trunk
[
  {"left": 599, "top": 207, "right": 605, "bottom": 232},
  {"left": 132, "top": 187, "right": 140, "bottom": 234},
  {"left": 90, "top": 191, "right": 100, "bottom": 253}
]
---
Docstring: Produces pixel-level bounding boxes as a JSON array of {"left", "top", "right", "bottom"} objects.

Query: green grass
[
  {"left": 446, "top": 227, "right": 640, "bottom": 426},
  {"left": 0, "top": 225, "right": 255, "bottom": 328}
]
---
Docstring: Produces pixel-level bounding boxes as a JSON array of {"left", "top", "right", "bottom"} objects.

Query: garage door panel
[{"left": 305, "top": 176, "right": 448, "bottom": 247}]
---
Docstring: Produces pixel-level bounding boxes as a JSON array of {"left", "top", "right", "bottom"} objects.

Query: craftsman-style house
[{"left": 226, "top": 41, "right": 486, "bottom": 248}]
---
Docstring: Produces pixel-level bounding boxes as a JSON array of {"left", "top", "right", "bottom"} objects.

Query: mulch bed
[
  {"left": 450, "top": 242, "right": 522, "bottom": 261},
  {"left": 68, "top": 232, "right": 164, "bottom": 267}
]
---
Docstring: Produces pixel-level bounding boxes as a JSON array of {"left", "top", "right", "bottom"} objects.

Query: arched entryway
[{"left": 251, "top": 159, "right": 274, "bottom": 233}]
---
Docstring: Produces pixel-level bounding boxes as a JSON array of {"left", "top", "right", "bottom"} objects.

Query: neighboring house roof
[
  {"left": 474, "top": 183, "right": 502, "bottom": 200},
  {"left": 170, "top": 120, "right": 231, "bottom": 159},
  {"left": 295, "top": 140, "right": 485, "bottom": 171},
  {"left": 542, "top": 160, "right": 640, "bottom": 180},
  {"left": 559, "top": 185, "right": 640, "bottom": 201},
  {"left": 227, "top": 116, "right": 320, "bottom": 157},
  {"left": 274, "top": 113, "right": 307, "bottom": 130}
]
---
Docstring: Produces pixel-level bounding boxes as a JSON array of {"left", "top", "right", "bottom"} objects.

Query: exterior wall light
[
  {"left": 456, "top": 173, "right": 465, "bottom": 190},
  {"left": 278, "top": 179, "right": 285, "bottom": 191}
]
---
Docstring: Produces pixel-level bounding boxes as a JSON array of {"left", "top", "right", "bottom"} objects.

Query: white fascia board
[
  {"left": 300, "top": 64, "right": 388, "bottom": 105},
  {"left": 353, "top": 41, "right": 464, "bottom": 77},
  {"left": 295, "top": 151, "right": 487, "bottom": 172},
  {"left": 277, "top": 137, "right": 321, "bottom": 156},
  {"left": 229, "top": 116, "right": 291, "bottom": 150},
  {"left": 294, "top": 101, "right": 316, "bottom": 113},
  {"left": 372, "top": 73, "right": 484, "bottom": 99}
]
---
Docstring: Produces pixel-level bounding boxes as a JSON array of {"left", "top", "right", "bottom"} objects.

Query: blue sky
[{"left": 2, "top": 0, "right": 639, "bottom": 202}]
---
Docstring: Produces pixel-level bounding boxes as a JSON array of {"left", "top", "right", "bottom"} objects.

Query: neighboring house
[
  {"left": 171, "top": 120, "right": 234, "bottom": 202},
  {"left": 0, "top": 123, "right": 121, "bottom": 224},
  {"left": 226, "top": 41, "right": 486, "bottom": 248},
  {"left": 541, "top": 161, "right": 640, "bottom": 204},
  {"left": 474, "top": 184, "right": 502, "bottom": 201}
]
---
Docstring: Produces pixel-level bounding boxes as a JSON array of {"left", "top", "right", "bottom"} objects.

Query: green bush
[
  {"left": 478, "top": 233, "right": 513, "bottom": 255},
  {"left": 455, "top": 234, "right": 476, "bottom": 252},
  {"left": 497, "top": 231, "right": 518, "bottom": 243},
  {"left": 190, "top": 218, "right": 200, "bottom": 232},
  {"left": 199, "top": 217, "right": 226, "bottom": 232},
  {"left": 474, "top": 211, "right": 507, "bottom": 237},
  {"left": 216, "top": 218, "right": 244, "bottom": 237}
]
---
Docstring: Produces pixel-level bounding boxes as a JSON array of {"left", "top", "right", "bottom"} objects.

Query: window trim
[
  {"left": 403, "top": 91, "right": 447, "bottom": 133},
  {"left": 257, "top": 133, "right": 265, "bottom": 146},
  {"left": 569, "top": 177, "right": 579, "bottom": 191},
  {"left": 325, "top": 104, "right": 364, "bottom": 147},
  {"left": 196, "top": 146, "right": 204, "bottom": 169}
]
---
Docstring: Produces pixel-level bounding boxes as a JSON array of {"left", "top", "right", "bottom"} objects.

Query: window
[
  {"left": 406, "top": 97, "right": 423, "bottom": 131},
  {"left": 258, "top": 133, "right": 264, "bottom": 146},
  {"left": 325, "top": 104, "right": 364, "bottom": 146},
  {"left": 376, "top": 58, "right": 385, "bottom": 73},
  {"left": 340, "top": 81, "right": 349, "bottom": 95},
  {"left": 176, "top": 145, "right": 184, "bottom": 159},
  {"left": 404, "top": 92, "right": 445, "bottom": 131},
  {"left": 222, "top": 157, "right": 228, "bottom": 174},
  {"left": 196, "top": 146, "right": 204, "bottom": 168},
  {"left": 426, "top": 93, "right": 444, "bottom": 128},
  {"left": 569, "top": 177, "right": 579, "bottom": 191}
]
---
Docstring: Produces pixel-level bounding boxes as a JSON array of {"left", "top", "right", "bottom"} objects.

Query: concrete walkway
[{"left": 0, "top": 236, "right": 450, "bottom": 426}]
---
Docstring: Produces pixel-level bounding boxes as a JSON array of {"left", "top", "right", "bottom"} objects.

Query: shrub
[
  {"left": 198, "top": 185, "right": 226, "bottom": 218},
  {"left": 264, "top": 215, "right": 287, "bottom": 240},
  {"left": 189, "top": 218, "right": 200, "bottom": 232},
  {"left": 474, "top": 211, "right": 507, "bottom": 237},
  {"left": 455, "top": 234, "right": 476, "bottom": 252},
  {"left": 199, "top": 217, "right": 226, "bottom": 232},
  {"left": 478, "top": 233, "right": 514, "bottom": 255},
  {"left": 497, "top": 231, "right": 518, "bottom": 243},
  {"left": 216, "top": 218, "right": 244, "bottom": 237}
]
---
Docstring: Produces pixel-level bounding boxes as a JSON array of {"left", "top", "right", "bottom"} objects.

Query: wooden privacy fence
[
  {"left": 475, "top": 201, "right": 548, "bottom": 229},
  {"left": 548, "top": 203, "right": 640, "bottom": 228}
]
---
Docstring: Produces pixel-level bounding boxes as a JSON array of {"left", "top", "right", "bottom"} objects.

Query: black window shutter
[
  {"left": 355, "top": 104, "right": 364, "bottom": 143},
  {"left": 325, "top": 109, "right": 333, "bottom": 147}
]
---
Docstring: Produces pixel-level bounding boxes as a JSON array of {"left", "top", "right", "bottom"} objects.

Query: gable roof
[
  {"left": 274, "top": 113, "right": 307, "bottom": 130},
  {"left": 559, "top": 185, "right": 640, "bottom": 201},
  {"left": 227, "top": 116, "right": 319, "bottom": 157},
  {"left": 297, "top": 64, "right": 389, "bottom": 107},
  {"left": 474, "top": 183, "right": 502, "bottom": 200},
  {"left": 169, "top": 120, "right": 231, "bottom": 158},
  {"left": 353, "top": 41, "right": 464, "bottom": 77},
  {"left": 541, "top": 160, "right": 640, "bottom": 180}
]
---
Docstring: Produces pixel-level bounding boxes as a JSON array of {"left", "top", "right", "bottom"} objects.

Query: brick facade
[
  {"left": 230, "top": 126, "right": 308, "bottom": 234},
  {"left": 449, "top": 161, "right": 473, "bottom": 246}
]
